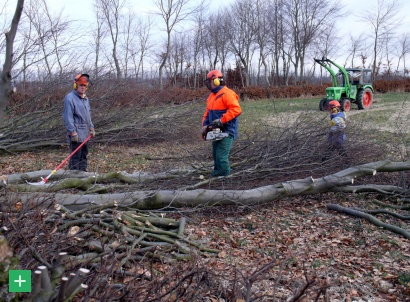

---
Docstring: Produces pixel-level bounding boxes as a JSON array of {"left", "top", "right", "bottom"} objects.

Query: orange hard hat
[
  {"left": 207, "top": 70, "right": 223, "bottom": 80},
  {"left": 74, "top": 73, "right": 90, "bottom": 85},
  {"left": 328, "top": 100, "right": 341, "bottom": 108}
]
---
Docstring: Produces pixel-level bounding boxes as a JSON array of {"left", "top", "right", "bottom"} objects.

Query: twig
[
  {"left": 120, "top": 233, "right": 147, "bottom": 267},
  {"left": 328, "top": 204, "right": 410, "bottom": 238},
  {"left": 244, "top": 259, "right": 277, "bottom": 302},
  {"left": 353, "top": 207, "right": 410, "bottom": 220},
  {"left": 287, "top": 271, "right": 315, "bottom": 302},
  {"left": 372, "top": 199, "right": 410, "bottom": 210}
]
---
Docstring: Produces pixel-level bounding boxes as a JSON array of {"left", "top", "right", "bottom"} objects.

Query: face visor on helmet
[
  {"left": 204, "top": 70, "right": 223, "bottom": 90},
  {"left": 204, "top": 78, "right": 212, "bottom": 90}
]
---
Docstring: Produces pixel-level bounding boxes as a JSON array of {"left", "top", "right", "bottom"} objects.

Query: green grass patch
[
  {"left": 240, "top": 97, "right": 318, "bottom": 119},
  {"left": 398, "top": 272, "right": 410, "bottom": 287},
  {"left": 311, "top": 260, "right": 322, "bottom": 269},
  {"left": 376, "top": 92, "right": 410, "bottom": 104}
]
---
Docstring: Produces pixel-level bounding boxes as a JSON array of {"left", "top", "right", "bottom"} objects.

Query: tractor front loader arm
[
  {"left": 314, "top": 58, "right": 338, "bottom": 87},
  {"left": 314, "top": 57, "right": 350, "bottom": 89}
]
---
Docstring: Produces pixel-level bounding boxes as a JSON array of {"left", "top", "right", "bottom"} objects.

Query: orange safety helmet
[
  {"left": 328, "top": 100, "right": 341, "bottom": 109},
  {"left": 207, "top": 70, "right": 223, "bottom": 80},
  {"left": 206, "top": 70, "right": 224, "bottom": 86},
  {"left": 73, "top": 73, "right": 90, "bottom": 89}
]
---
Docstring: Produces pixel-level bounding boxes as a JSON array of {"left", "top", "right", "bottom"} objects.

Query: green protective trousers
[{"left": 212, "top": 135, "right": 234, "bottom": 176}]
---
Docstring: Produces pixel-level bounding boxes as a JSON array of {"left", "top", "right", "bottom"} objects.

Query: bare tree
[
  {"left": 92, "top": 1, "right": 108, "bottom": 78},
  {"left": 202, "top": 11, "right": 231, "bottom": 74},
  {"left": 268, "top": 0, "right": 287, "bottom": 86},
  {"left": 284, "top": 0, "right": 340, "bottom": 83},
  {"left": 97, "top": 0, "right": 124, "bottom": 79},
  {"left": 344, "top": 33, "right": 367, "bottom": 68},
  {"left": 154, "top": 0, "right": 205, "bottom": 90},
  {"left": 310, "top": 22, "right": 341, "bottom": 79},
  {"left": 131, "top": 16, "right": 154, "bottom": 81},
  {"left": 383, "top": 31, "right": 395, "bottom": 75},
  {"left": 121, "top": 10, "right": 133, "bottom": 78},
  {"left": 395, "top": 33, "right": 410, "bottom": 75},
  {"left": 24, "top": 0, "right": 76, "bottom": 79},
  {"left": 224, "top": 0, "right": 257, "bottom": 87},
  {"left": 0, "top": 1, "right": 10, "bottom": 54},
  {"left": 24, "top": 1, "right": 54, "bottom": 77},
  {"left": 254, "top": 0, "right": 271, "bottom": 86},
  {"left": 0, "top": 0, "right": 24, "bottom": 124},
  {"left": 190, "top": 14, "right": 205, "bottom": 88},
  {"left": 357, "top": 0, "right": 403, "bottom": 80},
  {"left": 168, "top": 31, "right": 189, "bottom": 86}
]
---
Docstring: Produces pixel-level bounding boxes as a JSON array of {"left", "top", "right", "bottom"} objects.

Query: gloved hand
[
  {"left": 71, "top": 132, "right": 79, "bottom": 143},
  {"left": 90, "top": 128, "right": 96, "bottom": 137},
  {"left": 212, "top": 119, "right": 223, "bottom": 128}
]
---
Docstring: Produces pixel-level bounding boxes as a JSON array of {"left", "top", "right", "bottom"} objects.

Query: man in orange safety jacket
[{"left": 202, "top": 69, "right": 242, "bottom": 176}]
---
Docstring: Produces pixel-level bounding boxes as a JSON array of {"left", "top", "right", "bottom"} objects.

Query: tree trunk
[
  {"left": 5, "top": 160, "right": 410, "bottom": 211},
  {"left": 0, "top": 0, "right": 25, "bottom": 123}
]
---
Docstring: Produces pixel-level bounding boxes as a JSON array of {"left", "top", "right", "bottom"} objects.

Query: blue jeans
[
  {"left": 212, "top": 136, "right": 234, "bottom": 176},
  {"left": 69, "top": 142, "right": 89, "bottom": 171}
]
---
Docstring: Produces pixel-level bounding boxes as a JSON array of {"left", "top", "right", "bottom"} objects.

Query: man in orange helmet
[
  {"left": 62, "top": 73, "right": 95, "bottom": 171},
  {"left": 202, "top": 70, "right": 242, "bottom": 176},
  {"left": 322, "top": 100, "right": 347, "bottom": 161}
]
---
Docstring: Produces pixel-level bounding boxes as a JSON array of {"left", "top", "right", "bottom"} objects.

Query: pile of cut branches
[
  {"left": 2, "top": 200, "right": 218, "bottom": 272},
  {"left": 1, "top": 200, "right": 224, "bottom": 301}
]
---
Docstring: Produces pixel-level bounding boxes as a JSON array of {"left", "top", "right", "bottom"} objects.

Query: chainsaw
[{"left": 202, "top": 125, "right": 229, "bottom": 141}]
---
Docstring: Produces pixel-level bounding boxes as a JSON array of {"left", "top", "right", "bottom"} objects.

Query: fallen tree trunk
[
  {"left": 327, "top": 204, "right": 410, "bottom": 238},
  {"left": 4, "top": 160, "right": 410, "bottom": 211}
]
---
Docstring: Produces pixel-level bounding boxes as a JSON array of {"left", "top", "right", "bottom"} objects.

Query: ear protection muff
[
  {"left": 73, "top": 74, "right": 89, "bottom": 90},
  {"left": 213, "top": 78, "right": 221, "bottom": 86},
  {"left": 73, "top": 82, "right": 88, "bottom": 90}
]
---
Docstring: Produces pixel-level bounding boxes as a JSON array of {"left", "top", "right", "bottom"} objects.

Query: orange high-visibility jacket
[{"left": 202, "top": 86, "right": 242, "bottom": 139}]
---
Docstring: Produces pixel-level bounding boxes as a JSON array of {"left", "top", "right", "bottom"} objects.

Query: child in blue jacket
[{"left": 322, "top": 100, "right": 347, "bottom": 161}]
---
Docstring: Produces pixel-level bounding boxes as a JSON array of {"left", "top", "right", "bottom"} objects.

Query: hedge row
[{"left": 9, "top": 78, "right": 410, "bottom": 115}]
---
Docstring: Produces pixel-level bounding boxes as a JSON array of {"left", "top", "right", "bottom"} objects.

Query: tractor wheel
[
  {"left": 319, "top": 98, "right": 327, "bottom": 111},
  {"left": 339, "top": 99, "right": 351, "bottom": 112},
  {"left": 356, "top": 88, "right": 373, "bottom": 110}
]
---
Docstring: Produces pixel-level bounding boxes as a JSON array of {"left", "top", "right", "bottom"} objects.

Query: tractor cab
[{"left": 343, "top": 68, "right": 372, "bottom": 86}]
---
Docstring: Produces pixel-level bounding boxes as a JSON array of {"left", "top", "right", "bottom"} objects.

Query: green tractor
[{"left": 314, "top": 57, "right": 374, "bottom": 111}]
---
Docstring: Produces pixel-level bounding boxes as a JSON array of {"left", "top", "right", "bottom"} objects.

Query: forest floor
[
  {"left": 2, "top": 139, "right": 410, "bottom": 302},
  {"left": 2, "top": 94, "right": 410, "bottom": 301}
]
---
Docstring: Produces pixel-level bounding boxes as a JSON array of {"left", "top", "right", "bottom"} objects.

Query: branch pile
[
  {"left": 30, "top": 264, "right": 89, "bottom": 301},
  {"left": 2, "top": 201, "right": 218, "bottom": 279},
  {"left": 1, "top": 85, "right": 202, "bottom": 153},
  {"left": 53, "top": 202, "right": 218, "bottom": 263}
]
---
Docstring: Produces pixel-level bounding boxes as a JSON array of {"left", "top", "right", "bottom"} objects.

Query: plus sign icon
[{"left": 9, "top": 270, "right": 32, "bottom": 293}]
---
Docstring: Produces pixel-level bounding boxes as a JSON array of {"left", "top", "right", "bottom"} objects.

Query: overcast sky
[
  {"left": 4, "top": 0, "right": 230, "bottom": 22},
  {"left": 340, "top": 0, "right": 410, "bottom": 34},
  {"left": 5, "top": 0, "right": 409, "bottom": 35},
  {"left": 3, "top": 0, "right": 410, "bottom": 70}
]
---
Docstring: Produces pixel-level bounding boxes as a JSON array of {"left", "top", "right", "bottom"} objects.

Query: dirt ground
[
  {"left": 188, "top": 196, "right": 410, "bottom": 301},
  {"left": 2, "top": 141, "right": 410, "bottom": 301},
  {"left": 1, "top": 95, "right": 410, "bottom": 301}
]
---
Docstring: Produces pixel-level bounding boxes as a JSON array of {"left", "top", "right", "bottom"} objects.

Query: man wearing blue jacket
[{"left": 62, "top": 74, "right": 95, "bottom": 171}]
